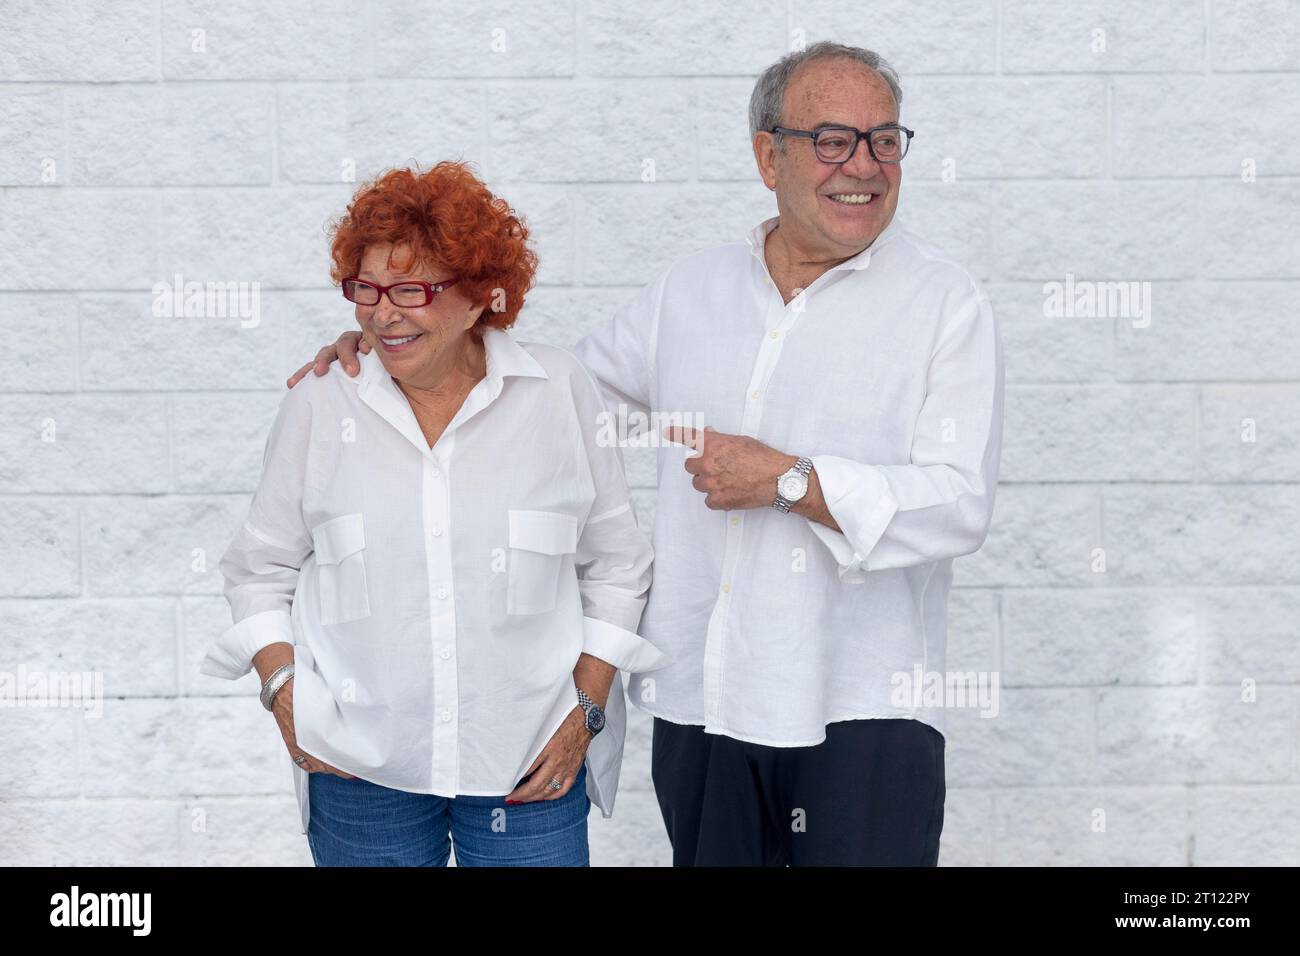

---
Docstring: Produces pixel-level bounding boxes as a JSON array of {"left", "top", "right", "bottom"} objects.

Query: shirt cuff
[
  {"left": 199, "top": 609, "right": 295, "bottom": 681},
  {"left": 581, "top": 616, "right": 670, "bottom": 673},
  {"left": 805, "top": 455, "right": 900, "bottom": 581}
]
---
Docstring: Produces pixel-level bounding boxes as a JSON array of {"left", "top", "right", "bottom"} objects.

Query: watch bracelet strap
[
  {"left": 576, "top": 686, "right": 605, "bottom": 736},
  {"left": 774, "top": 456, "right": 814, "bottom": 512}
]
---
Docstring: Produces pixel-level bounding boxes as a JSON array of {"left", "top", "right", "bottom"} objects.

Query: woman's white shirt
[{"left": 199, "top": 327, "right": 668, "bottom": 834}]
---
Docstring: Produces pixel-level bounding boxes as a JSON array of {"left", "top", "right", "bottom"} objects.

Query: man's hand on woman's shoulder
[{"left": 286, "top": 330, "right": 370, "bottom": 389}]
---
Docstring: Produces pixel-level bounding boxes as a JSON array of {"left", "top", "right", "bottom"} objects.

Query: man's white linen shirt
[
  {"left": 572, "top": 214, "right": 1004, "bottom": 746},
  {"left": 200, "top": 326, "right": 668, "bottom": 834}
]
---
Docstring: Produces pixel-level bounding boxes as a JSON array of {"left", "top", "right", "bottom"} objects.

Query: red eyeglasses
[{"left": 341, "top": 276, "right": 459, "bottom": 307}]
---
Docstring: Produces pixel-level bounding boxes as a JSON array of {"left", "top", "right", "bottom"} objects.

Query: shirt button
[
  {"left": 430, "top": 467, "right": 441, "bottom": 479},
  {"left": 441, "top": 708, "right": 452, "bottom": 722},
  {"left": 721, "top": 582, "right": 731, "bottom": 593},
  {"left": 431, "top": 526, "right": 443, "bottom": 537},
  {"left": 751, "top": 389, "right": 760, "bottom": 400},
  {"left": 770, "top": 330, "right": 780, "bottom": 339},
  {"left": 436, "top": 587, "right": 448, "bottom": 600},
  {"left": 729, "top": 516, "right": 739, "bottom": 526},
  {"left": 440, "top": 647, "right": 452, "bottom": 660}
]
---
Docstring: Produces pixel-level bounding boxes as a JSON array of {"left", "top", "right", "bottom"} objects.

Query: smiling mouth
[
  {"left": 377, "top": 332, "right": 423, "bottom": 350},
  {"left": 826, "top": 192, "right": 876, "bottom": 205}
]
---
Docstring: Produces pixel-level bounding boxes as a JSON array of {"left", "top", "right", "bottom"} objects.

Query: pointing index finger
[{"left": 663, "top": 425, "right": 704, "bottom": 454}]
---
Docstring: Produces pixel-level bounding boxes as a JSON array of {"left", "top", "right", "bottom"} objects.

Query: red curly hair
[{"left": 327, "top": 161, "right": 538, "bottom": 331}]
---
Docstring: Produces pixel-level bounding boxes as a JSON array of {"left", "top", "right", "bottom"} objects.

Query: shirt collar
[
  {"left": 355, "top": 326, "right": 547, "bottom": 457},
  {"left": 744, "top": 212, "right": 904, "bottom": 273},
  {"left": 480, "top": 325, "right": 549, "bottom": 382}
]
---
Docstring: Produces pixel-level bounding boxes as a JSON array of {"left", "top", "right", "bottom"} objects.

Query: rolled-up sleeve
[
  {"left": 806, "top": 281, "right": 1004, "bottom": 578},
  {"left": 199, "top": 385, "right": 315, "bottom": 680},
  {"left": 567, "top": 355, "right": 669, "bottom": 673}
]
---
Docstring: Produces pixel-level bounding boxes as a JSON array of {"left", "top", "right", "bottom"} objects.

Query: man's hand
[
  {"left": 663, "top": 425, "right": 794, "bottom": 511},
  {"left": 664, "top": 425, "right": 842, "bottom": 531},
  {"left": 286, "top": 330, "right": 370, "bottom": 389}
]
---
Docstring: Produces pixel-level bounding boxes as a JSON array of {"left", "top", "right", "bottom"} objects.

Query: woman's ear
[{"left": 463, "top": 300, "right": 487, "bottom": 331}]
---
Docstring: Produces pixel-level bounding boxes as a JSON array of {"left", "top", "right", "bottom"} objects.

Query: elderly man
[{"left": 291, "top": 41, "right": 1004, "bottom": 866}]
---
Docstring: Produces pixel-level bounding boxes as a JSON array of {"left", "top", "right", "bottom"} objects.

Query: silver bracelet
[{"left": 260, "top": 663, "right": 294, "bottom": 711}]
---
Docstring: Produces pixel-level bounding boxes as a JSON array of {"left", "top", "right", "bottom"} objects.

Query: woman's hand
[
  {"left": 286, "top": 330, "right": 370, "bottom": 389},
  {"left": 270, "top": 678, "right": 357, "bottom": 778},
  {"left": 503, "top": 706, "right": 591, "bottom": 804}
]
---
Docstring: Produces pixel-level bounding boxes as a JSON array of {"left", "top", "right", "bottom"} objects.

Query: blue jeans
[{"left": 306, "top": 762, "right": 591, "bottom": 866}]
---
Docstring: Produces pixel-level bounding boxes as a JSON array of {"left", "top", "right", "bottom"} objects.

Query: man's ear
[{"left": 753, "top": 131, "right": 779, "bottom": 190}]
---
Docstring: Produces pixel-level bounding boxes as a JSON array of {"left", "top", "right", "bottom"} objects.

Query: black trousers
[{"left": 650, "top": 716, "right": 945, "bottom": 866}]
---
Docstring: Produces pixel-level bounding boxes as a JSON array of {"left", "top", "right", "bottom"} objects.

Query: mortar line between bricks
[
  {"left": 1203, "top": 0, "right": 1212, "bottom": 74},
  {"left": 154, "top": 0, "right": 162, "bottom": 82},
  {"left": 1096, "top": 485, "right": 1105, "bottom": 578},
  {"left": 163, "top": 392, "right": 174, "bottom": 494},
  {"left": 995, "top": 0, "right": 1002, "bottom": 75},
  {"left": 478, "top": 85, "right": 489, "bottom": 181},
  {"left": 1195, "top": 590, "right": 1205, "bottom": 685},
  {"left": 1105, "top": 314, "right": 1117, "bottom": 383},
  {"left": 59, "top": 78, "right": 70, "bottom": 184},
  {"left": 26, "top": 172, "right": 1300, "bottom": 187},
  {"left": 1293, "top": 689, "right": 1299, "bottom": 781},
  {"left": 20, "top": 69, "right": 1300, "bottom": 86},
  {"left": 1103, "top": 78, "right": 1113, "bottom": 179},
  {"left": 1193, "top": 384, "right": 1202, "bottom": 484},
  {"left": 9, "top": 173, "right": 1300, "bottom": 191},
  {"left": 1089, "top": 687, "right": 1098, "bottom": 780},
  {"left": 73, "top": 295, "right": 82, "bottom": 390},
  {"left": 77, "top": 500, "right": 85, "bottom": 597},
  {"left": 175, "top": 597, "right": 185, "bottom": 700},
  {"left": 573, "top": 0, "right": 583, "bottom": 78},
  {"left": 269, "top": 81, "right": 279, "bottom": 187}
]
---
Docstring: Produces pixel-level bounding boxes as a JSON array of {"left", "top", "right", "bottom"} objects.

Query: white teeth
[
  {"left": 830, "top": 193, "right": 874, "bottom": 204},
  {"left": 381, "top": 333, "right": 420, "bottom": 345}
]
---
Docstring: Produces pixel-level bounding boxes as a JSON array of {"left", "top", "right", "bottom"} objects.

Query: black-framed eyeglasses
[
  {"left": 769, "top": 123, "right": 914, "bottom": 164},
  {"left": 341, "top": 276, "right": 459, "bottom": 307}
]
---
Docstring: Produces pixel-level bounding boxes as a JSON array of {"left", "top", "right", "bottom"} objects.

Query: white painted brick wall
[{"left": 1, "top": 0, "right": 1297, "bottom": 867}]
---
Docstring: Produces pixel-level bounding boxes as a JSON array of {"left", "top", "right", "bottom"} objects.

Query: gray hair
[{"left": 748, "top": 42, "right": 903, "bottom": 143}]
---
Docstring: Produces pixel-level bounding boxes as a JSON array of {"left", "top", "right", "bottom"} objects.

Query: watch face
[
  {"left": 779, "top": 473, "right": 808, "bottom": 501},
  {"left": 587, "top": 707, "right": 605, "bottom": 734}
]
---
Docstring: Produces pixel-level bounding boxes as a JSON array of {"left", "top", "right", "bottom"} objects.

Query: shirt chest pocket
[
  {"left": 507, "top": 509, "right": 578, "bottom": 615},
  {"left": 311, "top": 513, "right": 372, "bottom": 626}
]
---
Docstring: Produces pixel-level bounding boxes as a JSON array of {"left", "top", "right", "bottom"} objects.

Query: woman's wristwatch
[
  {"left": 576, "top": 687, "right": 605, "bottom": 737},
  {"left": 260, "top": 663, "right": 294, "bottom": 711}
]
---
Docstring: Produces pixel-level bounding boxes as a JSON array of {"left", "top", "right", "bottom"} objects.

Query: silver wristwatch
[{"left": 773, "top": 456, "right": 813, "bottom": 513}]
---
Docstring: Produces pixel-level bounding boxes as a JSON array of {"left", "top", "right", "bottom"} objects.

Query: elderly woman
[{"left": 199, "top": 161, "right": 667, "bottom": 866}]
